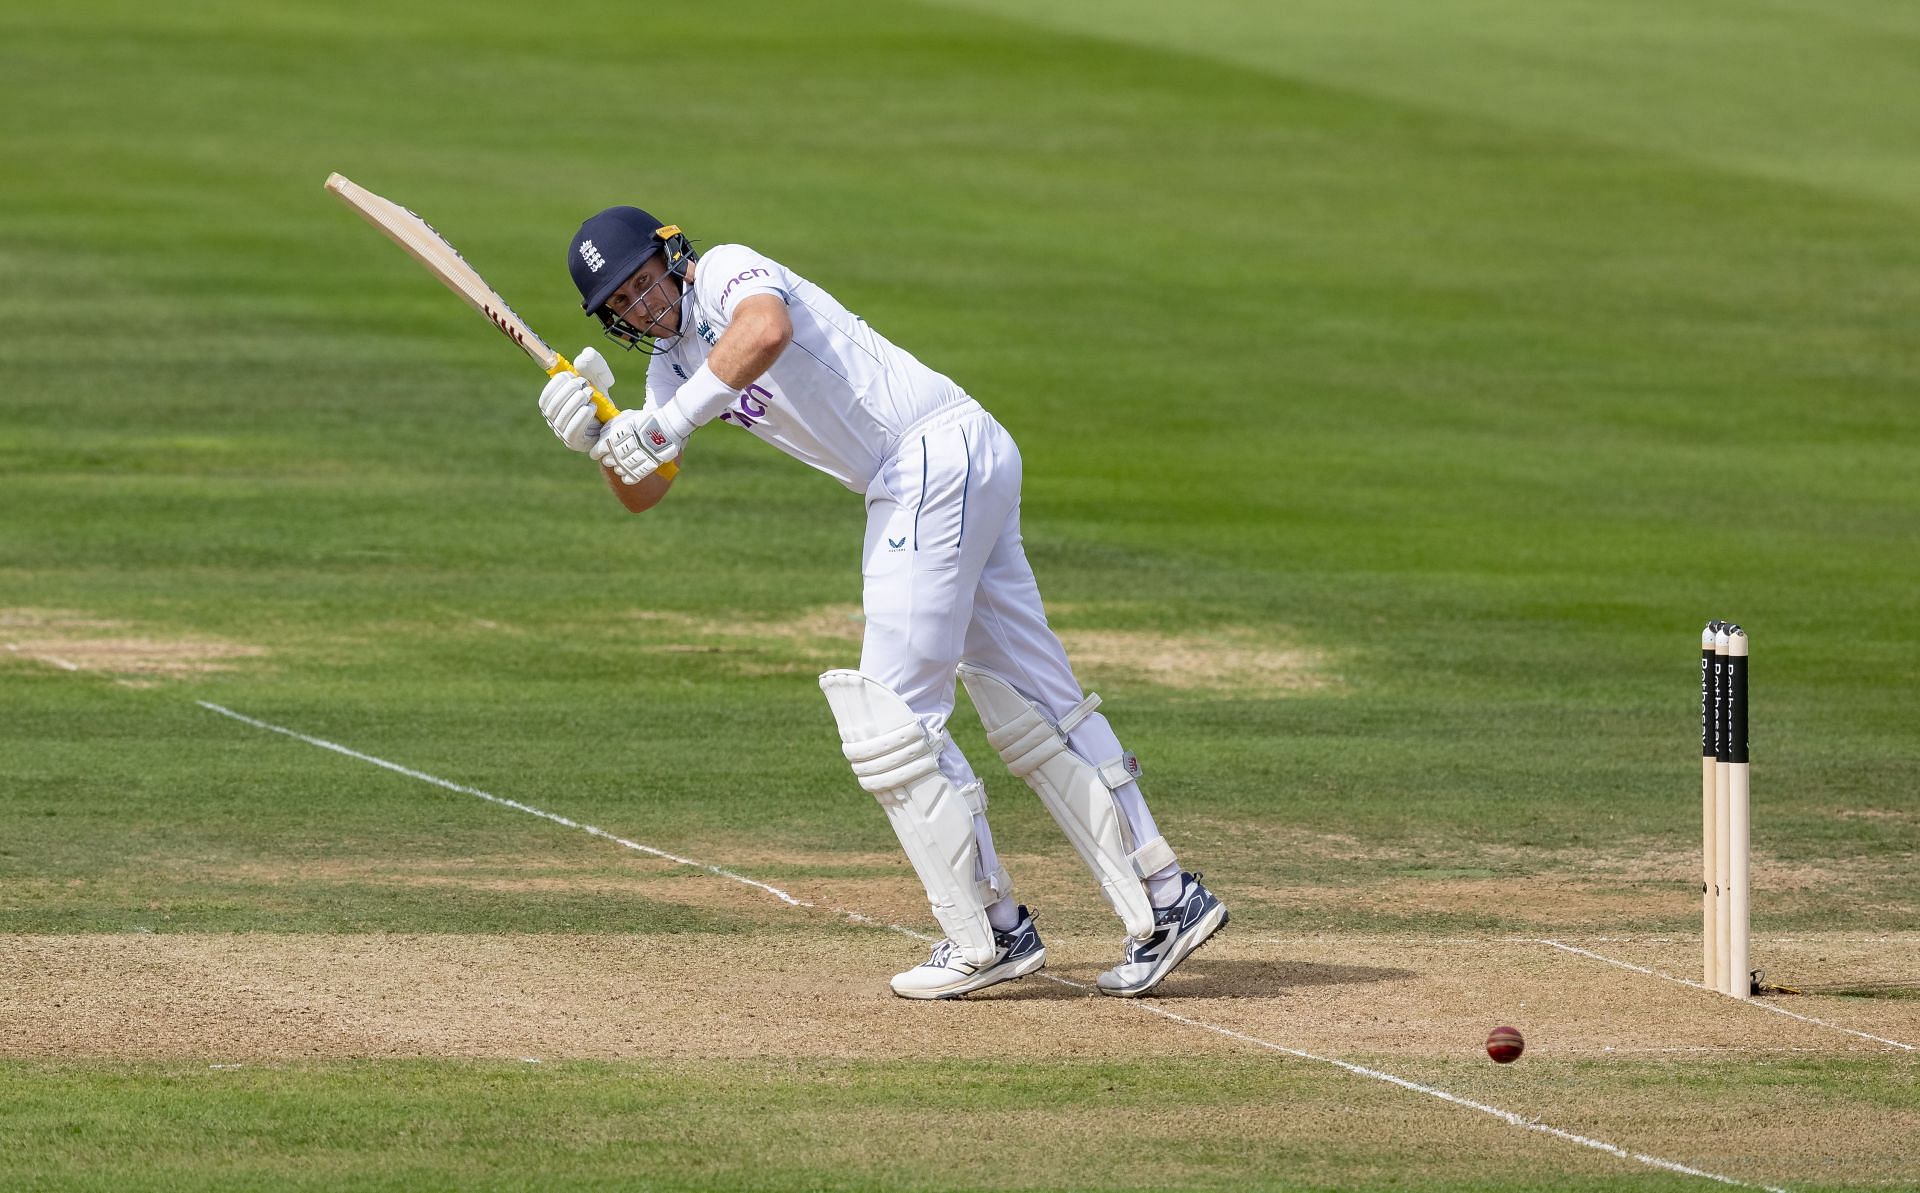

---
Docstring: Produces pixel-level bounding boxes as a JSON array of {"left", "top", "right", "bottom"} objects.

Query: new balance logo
[{"left": 579, "top": 240, "right": 606, "bottom": 273}]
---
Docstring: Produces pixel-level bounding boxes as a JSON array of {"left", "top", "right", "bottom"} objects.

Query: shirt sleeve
[{"left": 693, "top": 243, "right": 793, "bottom": 326}]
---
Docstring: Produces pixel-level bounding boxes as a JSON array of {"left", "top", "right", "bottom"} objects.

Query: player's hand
[
  {"left": 592, "top": 408, "right": 684, "bottom": 484},
  {"left": 572, "top": 346, "right": 616, "bottom": 393},
  {"left": 538, "top": 348, "right": 619, "bottom": 453},
  {"left": 539, "top": 371, "right": 604, "bottom": 453}
]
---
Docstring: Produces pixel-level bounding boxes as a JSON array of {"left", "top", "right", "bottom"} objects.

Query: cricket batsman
[{"left": 537, "top": 207, "right": 1228, "bottom": 999}]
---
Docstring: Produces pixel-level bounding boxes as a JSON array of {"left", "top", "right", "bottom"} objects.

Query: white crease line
[
  {"left": 1091, "top": 994, "right": 1786, "bottom": 1193},
  {"left": 198, "top": 701, "right": 1787, "bottom": 1193},
  {"left": 6, "top": 642, "right": 80, "bottom": 671},
  {"left": 1535, "top": 940, "right": 1915, "bottom": 1052},
  {"left": 1589, "top": 1046, "right": 1887, "bottom": 1055},
  {"left": 1249, "top": 936, "right": 1543, "bottom": 945},
  {"left": 1247, "top": 935, "right": 1920, "bottom": 951},
  {"left": 1562, "top": 937, "right": 1918, "bottom": 946},
  {"left": 1745, "top": 938, "right": 1920, "bottom": 945},
  {"left": 196, "top": 701, "right": 809, "bottom": 909},
  {"left": 1253, "top": 935, "right": 1918, "bottom": 947}
]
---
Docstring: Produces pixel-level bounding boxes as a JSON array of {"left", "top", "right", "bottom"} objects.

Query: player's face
[{"left": 606, "top": 256, "right": 682, "bottom": 339}]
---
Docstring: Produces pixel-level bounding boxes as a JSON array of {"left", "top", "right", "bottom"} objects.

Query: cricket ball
[{"left": 1486, "top": 1025, "right": 1525, "bottom": 1063}]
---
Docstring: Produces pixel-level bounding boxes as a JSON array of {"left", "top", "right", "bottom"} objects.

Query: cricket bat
[{"left": 322, "top": 172, "right": 677, "bottom": 480}]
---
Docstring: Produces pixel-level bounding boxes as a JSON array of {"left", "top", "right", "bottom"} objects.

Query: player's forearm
[
  {"left": 707, "top": 302, "right": 792, "bottom": 386},
  {"left": 656, "top": 298, "right": 793, "bottom": 439},
  {"left": 603, "top": 461, "right": 675, "bottom": 513}
]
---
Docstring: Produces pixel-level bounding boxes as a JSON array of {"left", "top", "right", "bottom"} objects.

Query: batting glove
[
  {"left": 572, "top": 346, "right": 616, "bottom": 393},
  {"left": 537, "top": 348, "right": 618, "bottom": 453},
  {"left": 592, "top": 408, "right": 684, "bottom": 485}
]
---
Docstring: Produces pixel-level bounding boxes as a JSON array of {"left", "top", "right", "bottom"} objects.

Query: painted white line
[
  {"left": 1250, "top": 935, "right": 1919, "bottom": 947},
  {"left": 195, "top": 701, "right": 810, "bottom": 910},
  {"left": 1589, "top": 1046, "right": 1886, "bottom": 1055},
  {"left": 1092, "top": 990, "right": 1787, "bottom": 1193},
  {"left": 7, "top": 643, "right": 81, "bottom": 671},
  {"left": 198, "top": 702, "right": 1788, "bottom": 1193},
  {"left": 1564, "top": 936, "right": 1918, "bottom": 946},
  {"left": 1536, "top": 940, "right": 1915, "bottom": 1052},
  {"left": 1248, "top": 936, "right": 1543, "bottom": 945},
  {"left": 1744, "top": 937, "right": 1920, "bottom": 944}
]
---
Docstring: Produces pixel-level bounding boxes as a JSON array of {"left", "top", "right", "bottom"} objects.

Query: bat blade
[
  {"left": 324, "top": 172, "right": 561, "bottom": 372},
  {"left": 322, "top": 173, "right": 674, "bottom": 483}
]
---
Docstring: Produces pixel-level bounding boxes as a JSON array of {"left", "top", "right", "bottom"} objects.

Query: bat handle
[{"left": 548, "top": 356, "right": 680, "bottom": 482}]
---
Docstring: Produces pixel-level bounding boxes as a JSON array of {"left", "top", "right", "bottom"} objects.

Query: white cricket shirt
[{"left": 643, "top": 244, "right": 980, "bottom": 492}]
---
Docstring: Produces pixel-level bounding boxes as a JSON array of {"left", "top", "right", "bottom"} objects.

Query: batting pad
[
  {"left": 820, "top": 669, "right": 1007, "bottom": 966},
  {"left": 958, "top": 663, "right": 1169, "bottom": 939}
]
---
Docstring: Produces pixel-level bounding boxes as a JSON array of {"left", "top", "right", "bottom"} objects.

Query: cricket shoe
[
  {"left": 1096, "top": 872, "right": 1229, "bottom": 998},
  {"left": 890, "top": 906, "right": 1047, "bottom": 1000}
]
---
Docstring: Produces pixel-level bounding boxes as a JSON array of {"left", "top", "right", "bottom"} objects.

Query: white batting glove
[
  {"left": 573, "top": 346, "right": 616, "bottom": 393},
  {"left": 591, "top": 408, "right": 684, "bottom": 485},
  {"left": 539, "top": 375, "right": 599, "bottom": 453},
  {"left": 537, "top": 348, "right": 620, "bottom": 453}
]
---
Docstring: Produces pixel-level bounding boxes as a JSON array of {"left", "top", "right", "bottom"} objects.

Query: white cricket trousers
[{"left": 857, "top": 404, "right": 1173, "bottom": 906}]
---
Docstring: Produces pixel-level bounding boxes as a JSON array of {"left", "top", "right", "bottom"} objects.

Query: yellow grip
[{"left": 548, "top": 356, "right": 680, "bottom": 482}]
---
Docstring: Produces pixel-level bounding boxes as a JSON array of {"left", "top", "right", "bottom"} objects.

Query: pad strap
[
  {"left": 1128, "top": 833, "right": 1176, "bottom": 878},
  {"left": 957, "top": 779, "right": 989, "bottom": 816},
  {"left": 1095, "top": 752, "right": 1142, "bottom": 790},
  {"left": 1057, "top": 692, "right": 1102, "bottom": 736}
]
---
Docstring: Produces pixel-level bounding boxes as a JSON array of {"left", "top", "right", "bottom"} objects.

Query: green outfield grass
[
  {"left": 6, "top": 1056, "right": 1912, "bottom": 1193},
  {"left": 2, "top": 0, "right": 1916, "bottom": 1189}
]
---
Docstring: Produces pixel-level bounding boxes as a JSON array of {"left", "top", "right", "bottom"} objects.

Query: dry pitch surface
[
  {"left": 7, "top": 853, "right": 1916, "bottom": 1188},
  {"left": 9, "top": 928, "right": 1916, "bottom": 1063}
]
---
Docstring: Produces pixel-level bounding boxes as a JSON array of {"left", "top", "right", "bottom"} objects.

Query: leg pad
[
  {"left": 959, "top": 662, "right": 1161, "bottom": 937},
  {"left": 821, "top": 669, "right": 1005, "bottom": 965}
]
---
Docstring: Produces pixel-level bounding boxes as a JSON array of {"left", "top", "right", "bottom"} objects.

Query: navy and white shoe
[
  {"left": 891, "top": 906, "right": 1047, "bottom": 1000},
  {"left": 1097, "top": 872, "right": 1228, "bottom": 997}
]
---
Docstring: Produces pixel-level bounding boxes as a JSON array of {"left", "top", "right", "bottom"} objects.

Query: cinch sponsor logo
[
  {"left": 578, "top": 240, "right": 606, "bottom": 273},
  {"left": 717, "top": 267, "right": 771, "bottom": 306},
  {"left": 717, "top": 383, "right": 773, "bottom": 429}
]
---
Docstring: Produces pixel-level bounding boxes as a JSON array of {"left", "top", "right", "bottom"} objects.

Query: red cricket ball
[{"left": 1486, "top": 1025, "right": 1525, "bottom": 1063}]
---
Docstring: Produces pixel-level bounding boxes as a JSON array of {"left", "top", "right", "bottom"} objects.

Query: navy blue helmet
[{"left": 567, "top": 206, "right": 696, "bottom": 349}]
